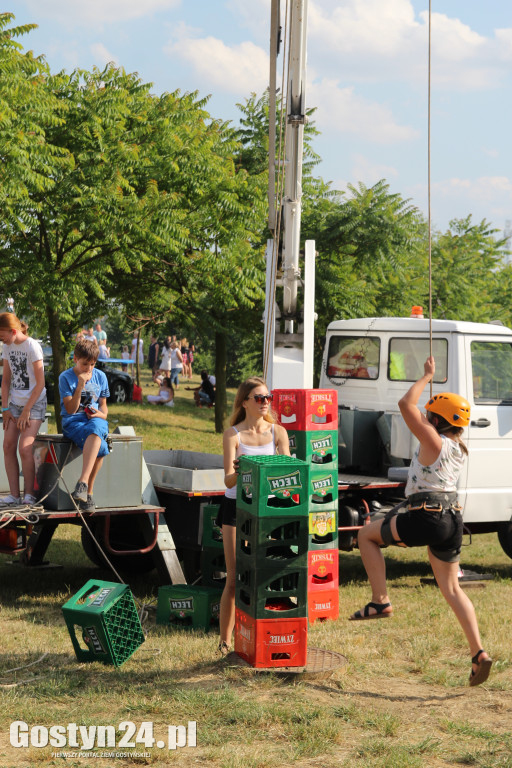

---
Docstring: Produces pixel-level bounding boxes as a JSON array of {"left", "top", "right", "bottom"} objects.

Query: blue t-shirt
[{"left": 59, "top": 367, "right": 110, "bottom": 425}]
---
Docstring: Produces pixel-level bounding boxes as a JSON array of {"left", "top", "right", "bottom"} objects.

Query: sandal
[
  {"left": 349, "top": 601, "right": 393, "bottom": 621},
  {"left": 218, "top": 641, "right": 231, "bottom": 657},
  {"left": 469, "top": 649, "right": 492, "bottom": 687}
]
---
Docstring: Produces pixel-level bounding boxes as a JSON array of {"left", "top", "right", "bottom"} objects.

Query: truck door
[{"left": 463, "top": 336, "right": 512, "bottom": 524}]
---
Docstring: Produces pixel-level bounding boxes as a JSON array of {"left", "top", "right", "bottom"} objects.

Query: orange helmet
[{"left": 424, "top": 393, "right": 471, "bottom": 427}]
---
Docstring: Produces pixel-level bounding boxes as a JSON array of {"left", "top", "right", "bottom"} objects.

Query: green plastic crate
[
  {"left": 237, "top": 455, "right": 309, "bottom": 517},
  {"left": 287, "top": 429, "right": 338, "bottom": 469},
  {"left": 236, "top": 511, "right": 308, "bottom": 571},
  {"left": 235, "top": 565, "right": 308, "bottom": 620},
  {"left": 309, "top": 468, "right": 339, "bottom": 512},
  {"left": 156, "top": 584, "right": 222, "bottom": 630},
  {"left": 201, "top": 547, "right": 227, "bottom": 588},
  {"left": 62, "top": 580, "right": 145, "bottom": 667},
  {"left": 202, "top": 503, "right": 223, "bottom": 549}
]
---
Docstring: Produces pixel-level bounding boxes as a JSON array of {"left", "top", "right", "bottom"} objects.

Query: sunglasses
[{"left": 248, "top": 393, "right": 273, "bottom": 404}]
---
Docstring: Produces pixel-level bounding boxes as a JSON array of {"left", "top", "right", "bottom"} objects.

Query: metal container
[
  {"left": 34, "top": 434, "right": 143, "bottom": 510},
  {"left": 0, "top": 413, "right": 48, "bottom": 493},
  {"left": 144, "top": 450, "right": 224, "bottom": 493}
]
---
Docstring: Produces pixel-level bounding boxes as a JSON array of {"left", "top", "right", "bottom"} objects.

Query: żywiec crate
[
  {"left": 308, "top": 589, "right": 340, "bottom": 624},
  {"left": 156, "top": 585, "right": 222, "bottom": 630},
  {"left": 62, "top": 580, "right": 145, "bottom": 667},
  {"left": 236, "top": 455, "right": 310, "bottom": 517},
  {"left": 234, "top": 607, "right": 307, "bottom": 668},
  {"left": 307, "top": 548, "right": 339, "bottom": 592}
]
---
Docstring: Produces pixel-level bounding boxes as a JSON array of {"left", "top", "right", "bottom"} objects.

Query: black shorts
[
  {"left": 215, "top": 495, "right": 236, "bottom": 528},
  {"left": 381, "top": 494, "right": 463, "bottom": 563}
]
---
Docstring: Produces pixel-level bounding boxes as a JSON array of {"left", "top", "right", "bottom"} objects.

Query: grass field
[{"left": 1, "top": 372, "right": 511, "bottom": 767}]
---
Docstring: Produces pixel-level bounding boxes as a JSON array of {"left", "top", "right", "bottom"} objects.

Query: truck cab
[{"left": 319, "top": 317, "right": 512, "bottom": 550}]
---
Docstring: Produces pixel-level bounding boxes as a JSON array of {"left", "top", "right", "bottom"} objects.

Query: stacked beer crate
[
  {"left": 234, "top": 454, "right": 310, "bottom": 668},
  {"left": 272, "top": 390, "right": 340, "bottom": 623}
]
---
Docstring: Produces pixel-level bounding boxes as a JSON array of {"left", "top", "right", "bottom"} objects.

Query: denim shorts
[
  {"left": 198, "top": 391, "right": 212, "bottom": 405},
  {"left": 8, "top": 398, "right": 47, "bottom": 421}
]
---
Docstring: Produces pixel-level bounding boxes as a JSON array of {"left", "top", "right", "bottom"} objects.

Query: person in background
[
  {"left": 147, "top": 335, "right": 160, "bottom": 376},
  {"left": 216, "top": 377, "right": 290, "bottom": 656},
  {"left": 131, "top": 333, "right": 144, "bottom": 371},
  {"left": 98, "top": 340, "right": 110, "bottom": 360},
  {"left": 121, "top": 344, "right": 130, "bottom": 372},
  {"left": 0, "top": 313, "right": 47, "bottom": 506},
  {"left": 349, "top": 357, "right": 492, "bottom": 687},
  {"left": 188, "top": 343, "right": 195, "bottom": 379},
  {"left": 146, "top": 377, "right": 174, "bottom": 407},
  {"left": 180, "top": 338, "right": 190, "bottom": 380},
  {"left": 83, "top": 327, "right": 97, "bottom": 344},
  {"left": 186, "top": 370, "right": 215, "bottom": 407},
  {"left": 93, "top": 322, "right": 107, "bottom": 346},
  {"left": 169, "top": 341, "right": 183, "bottom": 390}
]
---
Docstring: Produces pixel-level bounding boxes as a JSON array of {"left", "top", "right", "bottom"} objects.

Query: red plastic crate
[
  {"left": 272, "top": 389, "right": 338, "bottom": 431},
  {"left": 234, "top": 608, "right": 308, "bottom": 668},
  {"left": 307, "top": 549, "right": 339, "bottom": 592},
  {"left": 308, "top": 589, "right": 339, "bottom": 624}
]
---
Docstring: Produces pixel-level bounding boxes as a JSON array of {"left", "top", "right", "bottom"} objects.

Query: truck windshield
[
  {"left": 326, "top": 336, "right": 380, "bottom": 379},
  {"left": 471, "top": 341, "right": 512, "bottom": 402},
  {"left": 388, "top": 338, "right": 448, "bottom": 382}
]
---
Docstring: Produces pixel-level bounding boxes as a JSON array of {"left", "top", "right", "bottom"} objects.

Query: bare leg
[
  {"left": 219, "top": 524, "right": 236, "bottom": 647},
  {"left": 87, "top": 456, "right": 104, "bottom": 494},
  {"left": 3, "top": 419, "right": 21, "bottom": 497},
  {"left": 78, "top": 434, "right": 101, "bottom": 485},
  {"left": 427, "top": 549, "right": 490, "bottom": 676},
  {"left": 18, "top": 419, "right": 43, "bottom": 497},
  {"left": 350, "top": 518, "right": 393, "bottom": 616}
]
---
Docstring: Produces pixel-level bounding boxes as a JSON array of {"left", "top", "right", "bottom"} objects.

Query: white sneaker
[
  {"left": 23, "top": 494, "right": 37, "bottom": 505},
  {"left": 0, "top": 494, "right": 22, "bottom": 506}
]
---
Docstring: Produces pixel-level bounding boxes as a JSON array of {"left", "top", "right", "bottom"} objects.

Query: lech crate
[
  {"left": 202, "top": 503, "right": 223, "bottom": 549},
  {"left": 62, "top": 580, "right": 145, "bottom": 667},
  {"left": 287, "top": 429, "right": 338, "bottom": 470},
  {"left": 236, "top": 564, "right": 308, "bottom": 620},
  {"left": 156, "top": 584, "right": 222, "bottom": 630},
  {"left": 308, "top": 509, "right": 339, "bottom": 550},
  {"left": 236, "top": 455, "right": 310, "bottom": 517}
]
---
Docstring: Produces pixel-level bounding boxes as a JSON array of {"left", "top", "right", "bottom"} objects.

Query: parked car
[{"left": 44, "top": 356, "right": 134, "bottom": 405}]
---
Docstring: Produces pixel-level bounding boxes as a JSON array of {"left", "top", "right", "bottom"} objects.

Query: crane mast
[{"left": 263, "top": 0, "right": 316, "bottom": 391}]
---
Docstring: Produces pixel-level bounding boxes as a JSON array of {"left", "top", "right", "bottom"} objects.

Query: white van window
[
  {"left": 471, "top": 341, "right": 512, "bottom": 403},
  {"left": 327, "top": 336, "right": 380, "bottom": 379},
  {"left": 388, "top": 338, "right": 448, "bottom": 382}
]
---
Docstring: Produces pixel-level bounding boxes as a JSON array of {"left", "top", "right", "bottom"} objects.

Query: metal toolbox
[{"left": 144, "top": 449, "right": 224, "bottom": 493}]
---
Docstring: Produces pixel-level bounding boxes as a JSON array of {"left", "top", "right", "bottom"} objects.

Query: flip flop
[
  {"left": 469, "top": 650, "right": 492, "bottom": 687},
  {"left": 349, "top": 601, "right": 393, "bottom": 621}
]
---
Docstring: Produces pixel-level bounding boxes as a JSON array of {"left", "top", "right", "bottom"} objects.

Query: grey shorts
[{"left": 8, "top": 399, "right": 47, "bottom": 421}]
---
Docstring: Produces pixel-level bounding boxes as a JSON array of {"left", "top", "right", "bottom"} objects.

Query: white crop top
[
  {"left": 405, "top": 434, "right": 465, "bottom": 497},
  {"left": 225, "top": 424, "right": 276, "bottom": 499}
]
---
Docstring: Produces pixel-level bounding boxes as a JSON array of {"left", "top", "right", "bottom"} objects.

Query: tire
[
  {"left": 80, "top": 517, "right": 156, "bottom": 574},
  {"left": 497, "top": 520, "right": 512, "bottom": 559},
  {"left": 111, "top": 381, "right": 127, "bottom": 404}
]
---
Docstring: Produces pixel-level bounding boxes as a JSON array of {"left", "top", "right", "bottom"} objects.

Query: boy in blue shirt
[{"left": 59, "top": 339, "right": 110, "bottom": 512}]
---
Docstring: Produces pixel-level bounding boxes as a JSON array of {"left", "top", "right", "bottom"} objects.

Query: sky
[{"left": 6, "top": 0, "right": 512, "bottom": 236}]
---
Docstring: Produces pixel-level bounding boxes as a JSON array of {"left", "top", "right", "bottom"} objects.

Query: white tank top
[
  {"left": 225, "top": 424, "right": 276, "bottom": 499},
  {"left": 405, "top": 434, "right": 465, "bottom": 496}
]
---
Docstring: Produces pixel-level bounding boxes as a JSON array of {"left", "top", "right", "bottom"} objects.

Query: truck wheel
[
  {"left": 80, "top": 517, "right": 156, "bottom": 575},
  {"left": 497, "top": 521, "right": 512, "bottom": 559},
  {"left": 111, "top": 382, "right": 128, "bottom": 403}
]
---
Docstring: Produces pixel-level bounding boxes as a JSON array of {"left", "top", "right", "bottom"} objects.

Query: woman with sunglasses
[{"left": 217, "top": 377, "right": 290, "bottom": 655}]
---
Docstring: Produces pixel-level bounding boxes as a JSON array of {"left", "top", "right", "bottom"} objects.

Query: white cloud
[
  {"left": 309, "top": 78, "right": 418, "bottom": 144},
  {"left": 306, "top": 0, "right": 506, "bottom": 91},
  {"left": 350, "top": 153, "right": 399, "bottom": 183},
  {"left": 90, "top": 43, "right": 118, "bottom": 67},
  {"left": 165, "top": 35, "right": 268, "bottom": 95},
  {"left": 23, "top": 0, "right": 181, "bottom": 25},
  {"left": 435, "top": 176, "right": 512, "bottom": 204}
]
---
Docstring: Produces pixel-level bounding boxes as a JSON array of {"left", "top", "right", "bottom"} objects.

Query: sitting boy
[
  {"left": 186, "top": 370, "right": 216, "bottom": 407},
  {"left": 59, "top": 339, "right": 110, "bottom": 512}
]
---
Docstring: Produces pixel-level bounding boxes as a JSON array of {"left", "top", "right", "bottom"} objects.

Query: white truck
[{"left": 319, "top": 315, "right": 512, "bottom": 559}]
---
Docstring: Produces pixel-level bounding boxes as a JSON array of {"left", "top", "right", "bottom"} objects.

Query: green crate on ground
[
  {"left": 156, "top": 584, "right": 222, "bottom": 630},
  {"left": 287, "top": 429, "right": 338, "bottom": 470},
  {"left": 235, "top": 564, "right": 308, "bottom": 620},
  {"left": 202, "top": 503, "right": 223, "bottom": 549},
  {"left": 237, "top": 455, "right": 310, "bottom": 517},
  {"left": 201, "top": 547, "right": 227, "bottom": 588},
  {"left": 61, "top": 580, "right": 145, "bottom": 667}
]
